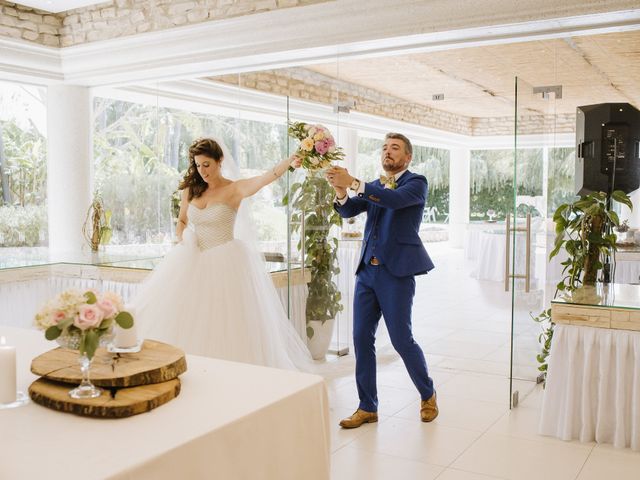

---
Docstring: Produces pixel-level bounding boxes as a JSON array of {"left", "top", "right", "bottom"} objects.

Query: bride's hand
[{"left": 289, "top": 154, "right": 302, "bottom": 170}]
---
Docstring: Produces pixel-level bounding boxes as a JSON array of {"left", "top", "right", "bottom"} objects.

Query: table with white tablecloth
[
  {"left": 540, "top": 284, "right": 640, "bottom": 451},
  {"left": 539, "top": 324, "right": 640, "bottom": 451},
  {"left": 0, "top": 327, "right": 330, "bottom": 480},
  {"left": 470, "top": 229, "right": 534, "bottom": 284}
]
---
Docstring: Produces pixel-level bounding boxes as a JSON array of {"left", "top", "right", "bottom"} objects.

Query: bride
[{"left": 133, "top": 137, "right": 313, "bottom": 370}]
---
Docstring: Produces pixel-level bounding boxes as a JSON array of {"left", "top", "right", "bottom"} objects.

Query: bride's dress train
[{"left": 133, "top": 202, "right": 313, "bottom": 370}]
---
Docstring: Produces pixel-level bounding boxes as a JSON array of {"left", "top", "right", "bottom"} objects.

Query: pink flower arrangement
[
  {"left": 288, "top": 121, "right": 345, "bottom": 171},
  {"left": 35, "top": 289, "right": 134, "bottom": 359}
]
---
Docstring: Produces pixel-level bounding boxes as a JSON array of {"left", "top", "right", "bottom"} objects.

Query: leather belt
[{"left": 369, "top": 257, "right": 380, "bottom": 266}]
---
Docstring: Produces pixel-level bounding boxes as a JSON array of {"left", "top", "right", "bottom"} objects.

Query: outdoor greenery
[
  {"left": 93, "top": 97, "right": 290, "bottom": 247},
  {"left": 0, "top": 82, "right": 48, "bottom": 247},
  {"left": 357, "top": 137, "right": 450, "bottom": 222},
  {"left": 547, "top": 147, "right": 577, "bottom": 216},
  {"left": 470, "top": 148, "right": 542, "bottom": 221}
]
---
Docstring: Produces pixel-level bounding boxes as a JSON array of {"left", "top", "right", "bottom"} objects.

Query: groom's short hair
[{"left": 385, "top": 133, "right": 412, "bottom": 155}]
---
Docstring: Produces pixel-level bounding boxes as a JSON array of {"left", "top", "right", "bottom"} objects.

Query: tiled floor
[{"left": 321, "top": 241, "right": 640, "bottom": 480}]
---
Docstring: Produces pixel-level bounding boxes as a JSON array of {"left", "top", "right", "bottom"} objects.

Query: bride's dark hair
[{"left": 179, "top": 138, "right": 224, "bottom": 200}]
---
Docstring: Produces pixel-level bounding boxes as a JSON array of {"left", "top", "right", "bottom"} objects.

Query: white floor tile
[
  {"left": 394, "top": 393, "right": 508, "bottom": 432},
  {"left": 437, "top": 373, "right": 511, "bottom": 404},
  {"left": 576, "top": 444, "right": 640, "bottom": 480},
  {"left": 436, "top": 468, "right": 507, "bottom": 480},
  {"left": 452, "top": 433, "right": 593, "bottom": 480},
  {"left": 331, "top": 446, "right": 444, "bottom": 480},
  {"left": 349, "top": 416, "right": 482, "bottom": 466},
  {"left": 423, "top": 339, "right": 503, "bottom": 360}
]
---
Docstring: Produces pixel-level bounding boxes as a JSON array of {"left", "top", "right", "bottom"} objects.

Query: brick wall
[
  {"left": 0, "top": 0, "right": 332, "bottom": 47},
  {"left": 0, "top": 2, "right": 61, "bottom": 46},
  {"left": 217, "top": 68, "right": 475, "bottom": 135},
  {"left": 215, "top": 68, "right": 574, "bottom": 136}
]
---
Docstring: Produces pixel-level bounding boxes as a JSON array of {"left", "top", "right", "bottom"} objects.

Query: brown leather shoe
[
  {"left": 339, "top": 409, "right": 378, "bottom": 429},
  {"left": 420, "top": 393, "right": 438, "bottom": 422}
]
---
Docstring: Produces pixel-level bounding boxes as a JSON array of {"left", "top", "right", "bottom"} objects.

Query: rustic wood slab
[
  {"left": 29, "top": 377, "right": 181, "bottom": 418},
  {"left": 31, "top": 340, "right": 187, "bottom": 387}
]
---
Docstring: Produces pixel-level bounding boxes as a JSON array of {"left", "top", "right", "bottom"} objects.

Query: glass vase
[
  {"left": 68, "top": 353, "right": 102, "bottom": 399},
  {"left": 56, "top": 332, "right": 111, "bottom": 400}
]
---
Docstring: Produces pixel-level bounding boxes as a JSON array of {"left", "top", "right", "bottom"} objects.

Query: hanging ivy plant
[{"left": 284, "top": 171, "right": 344, "bottom": 339}]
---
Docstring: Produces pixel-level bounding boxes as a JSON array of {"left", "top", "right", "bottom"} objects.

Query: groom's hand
[{"left": 326, "top": 166, "right": 353, "bottom": 189}]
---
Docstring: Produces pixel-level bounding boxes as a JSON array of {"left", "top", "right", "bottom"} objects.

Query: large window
[
  {"left": 0, "top": 81, "right": 47, "bottom": 253},
  {"left": 357, "top": 137, "right": 450, "bottom": 223},
  {"left": 469, "top": 148, "right": 543, "bottom": 221},
  {"left": 548, "top": 147, "right": 576, "bottom": 216},
  {"left": 93, "top": 96, "right": 289, "bottom": 252}
]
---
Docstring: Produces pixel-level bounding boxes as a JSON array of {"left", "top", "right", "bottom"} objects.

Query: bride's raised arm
[{"left": 234, "top": 154, "right": 301, "bottom": 199}]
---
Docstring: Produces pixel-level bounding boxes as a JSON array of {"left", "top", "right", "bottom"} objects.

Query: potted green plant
[
  {"left": 533, "top": 190, "right": 632, "bottom": 379},
  {"left": 285, "top": 172, "right": 344, "bottom": 359},
  {"left": 283, "top": 121, "right": 346, "bottom": 359}
]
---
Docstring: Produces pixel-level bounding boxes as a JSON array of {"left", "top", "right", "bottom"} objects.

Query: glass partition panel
[{"left": 510, "top": 76, "right": 559, "bottom": 407}]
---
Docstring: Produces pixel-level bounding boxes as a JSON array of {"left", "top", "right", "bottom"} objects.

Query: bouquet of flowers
[
  {"left": 288, "top": 122, "right": 345, "bottom": 171},
  {"left": 35, "top": 289, "right": 134, "bottom": 360}
]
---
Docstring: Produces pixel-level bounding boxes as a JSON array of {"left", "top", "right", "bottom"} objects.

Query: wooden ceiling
[{"left": 305, "top": 30, "right": 640, "bottom": 118}]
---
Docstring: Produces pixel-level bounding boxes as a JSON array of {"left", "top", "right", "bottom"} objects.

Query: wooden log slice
[
  {"left": 31, "top": 340, "right": 187, "bottom": 387},
  {"left": 29, "top": 377, "right": 181, "bottom": 418}
]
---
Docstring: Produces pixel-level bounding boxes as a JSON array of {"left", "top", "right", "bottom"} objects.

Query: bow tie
[{"left": 379, "top": 174, "right": 397, "bottom": 189}]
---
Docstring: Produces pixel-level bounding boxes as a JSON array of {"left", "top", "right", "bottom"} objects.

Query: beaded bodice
[{"left": 188, "top": 203, "right": 236, "bottom": 250}]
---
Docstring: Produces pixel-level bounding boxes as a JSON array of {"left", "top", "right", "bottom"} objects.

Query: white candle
[
  {"left": 0, "top": 336, "right": 17, "bottom": 404},
  {"left": 114, "top": 324, "right": 138, "bottom": 348}
]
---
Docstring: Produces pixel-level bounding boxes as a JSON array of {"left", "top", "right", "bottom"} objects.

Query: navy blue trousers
[{"left": 353, "top": 262, "right": 434, "bottom": 412}]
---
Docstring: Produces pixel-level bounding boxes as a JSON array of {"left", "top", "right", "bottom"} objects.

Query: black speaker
[{"left": 575, "top": 103, "right": 640, "bottom": 195}]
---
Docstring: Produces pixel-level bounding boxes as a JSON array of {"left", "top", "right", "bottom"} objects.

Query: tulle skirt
[{"left": 133, "top": 229, "right": 313, "bottom": 371}]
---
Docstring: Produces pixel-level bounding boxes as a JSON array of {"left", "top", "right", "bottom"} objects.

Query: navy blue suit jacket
[{"left": 335, "top": 171, "right": 435, "bottom": 277}]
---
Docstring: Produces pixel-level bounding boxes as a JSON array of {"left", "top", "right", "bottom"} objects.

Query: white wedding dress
[{"left": 133, "top": 202, "right": 313, "bottom": 370}]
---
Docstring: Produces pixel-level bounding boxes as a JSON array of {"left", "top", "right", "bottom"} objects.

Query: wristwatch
[{"left": 349, "top": 178, "right": 361, "bottom": 191}]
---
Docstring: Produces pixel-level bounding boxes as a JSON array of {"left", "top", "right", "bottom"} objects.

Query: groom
[{"left": 326, "top": 132, "right": 437, "bottom": 428}]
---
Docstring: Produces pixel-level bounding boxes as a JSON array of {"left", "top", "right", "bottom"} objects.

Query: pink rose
[
  {"left": 96, "top": 299, "right": 118, "bottom": 319},
  {"left": 49, "top": 311, "right": 66, "bottom": 325},
  {"left": 74, "top": 304, "right": 105, "bottom": 330},
  {"left": 315, "top": 140, "right": 329, "bottom": 155}
]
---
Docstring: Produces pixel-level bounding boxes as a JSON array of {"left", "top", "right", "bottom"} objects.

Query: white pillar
[
  {"left": 448, "top": 147, "right": 471, "bottom": 248},
  {"left": 47, "top": 85, "right": 92, "bottom": 254},
  {"left": 337, "top": 126, "right": 358, "bottom": 173}
]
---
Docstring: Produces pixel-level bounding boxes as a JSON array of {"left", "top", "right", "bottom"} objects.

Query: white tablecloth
[
  {"left": 471, "top": 230, "right": 533, "bottom": 284},
  {"left": 539, "top": 324, "right": 640, "bottom": 450},
  {"left": 0, "top": 327, "right": 330, "bottom": 479}
]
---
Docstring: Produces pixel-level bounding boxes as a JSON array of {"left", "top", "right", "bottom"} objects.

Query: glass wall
[
  {"left": 547, "top": 146, "right": 577, "bottom": 216},
  {"left": 93, "top": 95, "right": 290, "bottom": 254},
  {"left": 357, "top": 136, "right": 450, "bottom": 223},
  {"left": 469, "top": 148, "right": 543, "bottom": 221},
  {"left": 0, "top": 80, "right": 48, "bottom": 254}
]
